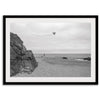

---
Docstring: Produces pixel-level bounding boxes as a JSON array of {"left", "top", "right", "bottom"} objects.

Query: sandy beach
[{"left": 16, "top": 54, "right": 91, "bottom": 77}]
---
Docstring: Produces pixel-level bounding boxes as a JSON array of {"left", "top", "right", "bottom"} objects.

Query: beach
[{"left": 15, "top": 54, "right": 91, "bottom": 77}]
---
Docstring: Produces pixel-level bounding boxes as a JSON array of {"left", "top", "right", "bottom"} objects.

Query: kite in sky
[{"left": 53, "top": 32, "right": 56, "bottom": 35}]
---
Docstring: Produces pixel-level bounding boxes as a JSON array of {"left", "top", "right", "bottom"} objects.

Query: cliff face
[{"left": 10, "top": 32, "right": 38, "bottom": 76}]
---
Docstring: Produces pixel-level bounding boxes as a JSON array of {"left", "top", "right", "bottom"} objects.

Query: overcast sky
[{"left": 10, "top": 22, "right": 91, "bottom": 53}]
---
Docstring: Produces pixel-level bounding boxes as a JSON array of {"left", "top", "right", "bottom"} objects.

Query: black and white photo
[{"left": 3, "top": 15, "right": 98, "bottom": 85}]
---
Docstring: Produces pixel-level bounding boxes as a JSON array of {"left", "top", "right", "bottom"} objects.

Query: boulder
[
  {"left": 83, "top": 57, "right": 91, "bottom": 61},
  {"left": 62, "top": 57, "right": 68, "bottom": 59},
  {"left": 10, "top": 32, "right": 38, "bottom": 76}
]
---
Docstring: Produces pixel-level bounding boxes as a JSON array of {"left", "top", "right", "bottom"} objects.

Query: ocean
[{"left": 34, "top": 53, "right": 90, "bottom": 59}]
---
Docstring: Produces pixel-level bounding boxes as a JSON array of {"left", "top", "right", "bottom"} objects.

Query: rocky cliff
[{"left": 10, "top": 32, "right": 38, "bottom": 76}]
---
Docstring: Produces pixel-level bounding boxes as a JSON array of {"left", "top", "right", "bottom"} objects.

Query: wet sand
[{"left": 16, "top": 55, "right": 91, "bottom": 77}]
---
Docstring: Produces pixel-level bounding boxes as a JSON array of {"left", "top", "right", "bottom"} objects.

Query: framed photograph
[{"left": 3, "top": 15, "right": 98, "bottom": 85}]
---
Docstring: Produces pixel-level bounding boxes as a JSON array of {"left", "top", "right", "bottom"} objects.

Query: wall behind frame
[{"left": 0, "top": 0, "right": 99, "bottom": 100}]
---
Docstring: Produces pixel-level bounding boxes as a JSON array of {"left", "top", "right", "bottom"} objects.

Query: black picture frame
[{"left": 3, "top": 15, "right": 98, "bottom": 85}]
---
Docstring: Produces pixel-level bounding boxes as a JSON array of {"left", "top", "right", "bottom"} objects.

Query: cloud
[{"left": 10, "top": 22, "right": 91, "bottom": 53}]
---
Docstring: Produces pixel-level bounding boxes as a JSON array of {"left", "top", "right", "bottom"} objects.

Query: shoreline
[{"left": 15, "top": 54, "right": 91, "bottom": 77}]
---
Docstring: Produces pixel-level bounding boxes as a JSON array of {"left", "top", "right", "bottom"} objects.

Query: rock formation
[
  {"left": 62, "top": 57, "right": 68, "bottom": 59},
  {"left": 83, "top": 57, "right": 91, "bottom": 61},
  {"left": 10, "top": 32, "right": 38, "bottom": 76}
]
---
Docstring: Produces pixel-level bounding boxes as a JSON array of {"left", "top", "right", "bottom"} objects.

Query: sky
[{"left": 10, "top": 22, "right": 91, "bottom": 54}]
